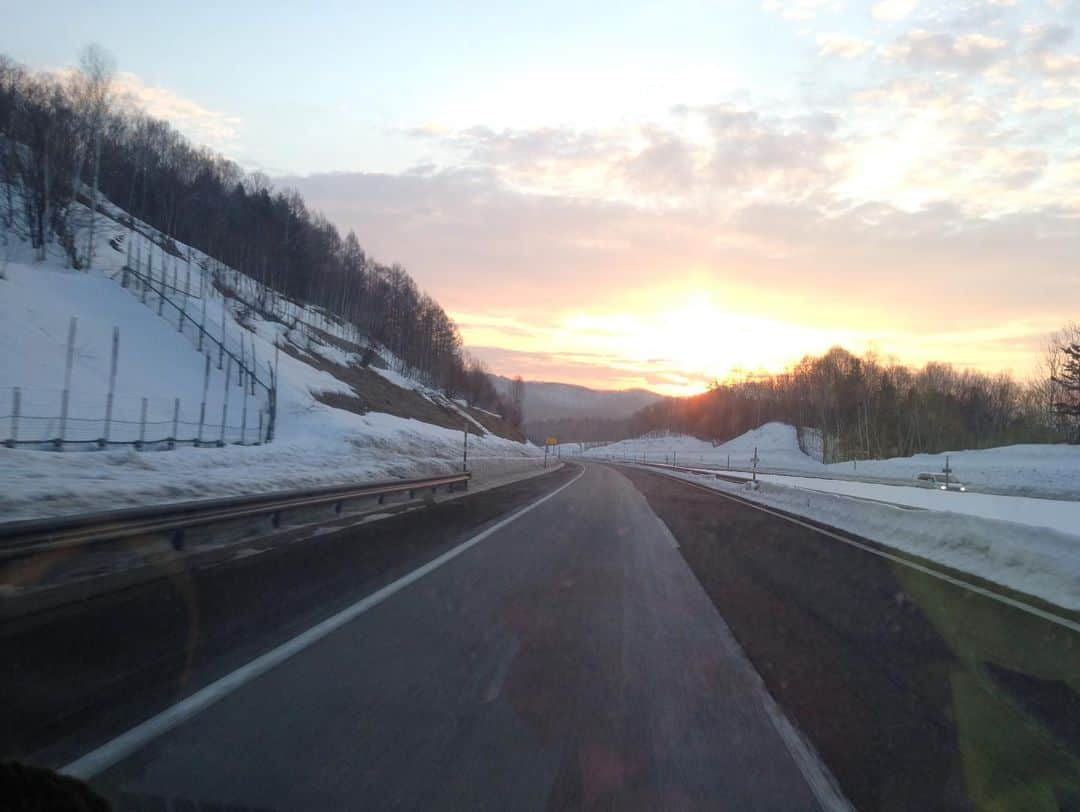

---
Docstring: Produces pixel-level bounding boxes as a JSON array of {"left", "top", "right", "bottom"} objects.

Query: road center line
[{"left": 62, "top": 467, "right": 585, "bottom": 781}]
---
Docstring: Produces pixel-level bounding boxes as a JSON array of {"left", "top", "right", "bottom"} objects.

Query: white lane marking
[
  {"left": 62, "top": 468, "right": 586, "bottom": 781},
  {"left": 762, "top": 693, "right": 853, "bottom": 812},
  {"left": 638, "top": 466, "right": 1080, "bottom": 635},
  {"left": 604, "top": 463, "right": 851, "bottom": 810}
]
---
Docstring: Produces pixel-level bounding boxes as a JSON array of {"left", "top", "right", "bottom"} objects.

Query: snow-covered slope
[{"left": 0, "top": 193, "right": 539, "bottom": 521}]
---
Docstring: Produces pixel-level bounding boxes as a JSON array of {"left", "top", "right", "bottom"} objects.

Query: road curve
[{"left": 86, "top": 463, "right": 831, "bottom": 810}]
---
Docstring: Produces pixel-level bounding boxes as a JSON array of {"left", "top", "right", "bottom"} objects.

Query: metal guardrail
[{"left": 0, "top": 472, "right": 470, "bottom": 561}]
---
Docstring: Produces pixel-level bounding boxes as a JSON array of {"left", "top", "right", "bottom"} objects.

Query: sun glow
[{"left": 455, "top": 288, "right": 863, "bottom": 397}]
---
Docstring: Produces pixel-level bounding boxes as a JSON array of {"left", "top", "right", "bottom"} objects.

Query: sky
[{"left": 4, "top": 0, "right": 1079, "bottom": 395}]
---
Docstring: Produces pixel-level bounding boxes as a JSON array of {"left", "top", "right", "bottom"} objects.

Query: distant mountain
[{"left": 490, "top": 375, "right": 664, "bottom": 424}]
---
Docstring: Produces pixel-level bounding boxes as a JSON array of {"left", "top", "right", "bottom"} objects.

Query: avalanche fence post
[
  {"left": 170, "top": 397, "right": 180, "bottom": 449},
  {"left": 220, "top": 357, "right": 232, "bottom": 446},
  {"left": 58, "top": 316, "right": 77, "bottom": 449},
  {"left": 137, "top": 397, "right": 148, "bottom": 450},
  {"left": 241, "top": 376, "right": 248, "bottom": 444},
  {"left": 102, "top": 326, "right": 119, "bottom": 447},
  {"left": 8, "top": 387, "right": 20, "bottom": 447},
  {"left": 198, "top": 354, "right": 210, "bottom": 445}
]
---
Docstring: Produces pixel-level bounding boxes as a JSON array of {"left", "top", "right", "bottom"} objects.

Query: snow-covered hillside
[{"left": 0, "top": 194, "right": 540, "bottom": 521}]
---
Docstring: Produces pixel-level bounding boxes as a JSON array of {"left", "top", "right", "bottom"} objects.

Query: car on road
[{"left": 916, "top": 472, "right": 967, "bottom": 492}]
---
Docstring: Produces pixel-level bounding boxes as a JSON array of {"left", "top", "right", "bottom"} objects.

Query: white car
[{"left": 916, "top": 472, "right": 967, "bottom": 492}]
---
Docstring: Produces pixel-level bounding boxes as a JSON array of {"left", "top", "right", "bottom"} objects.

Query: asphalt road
[
  {"left": 79, "top": 462, "right": 828, "bottom": 811},
  {"left": 7, "top": 461, "right": 1079, "bottom": 810}
]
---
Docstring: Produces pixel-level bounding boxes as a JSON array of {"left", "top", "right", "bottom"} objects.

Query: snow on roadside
[
  {"left": 586, "top": 422, "right": 1080, "bottom": 500},
  {"left": 587, "top": 423, "right": 825, "bottom": 471},
  {"left": 652, "top": 467, "right": 1080, "bottom": 612}
]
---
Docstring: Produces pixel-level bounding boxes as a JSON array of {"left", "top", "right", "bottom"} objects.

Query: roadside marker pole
[{"left": 463, "top": 423, "right": 469, "bottom": 472}]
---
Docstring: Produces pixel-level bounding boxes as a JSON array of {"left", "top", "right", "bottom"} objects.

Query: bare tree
[{"left": 70, "top": 44, "right": 115, "bottom": 269}]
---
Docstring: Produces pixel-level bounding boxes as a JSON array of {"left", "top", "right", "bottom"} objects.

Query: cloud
[
  {"left": 1023, "top": 22, "right": 1073, "bottom": 51},
  {"left": 279, "top": 167, "right": 1080, "bottom": 348},
  {"left": 761, "top": 0, "right": 842, "bottom": 21},
  {"left": 111, "top": 72, "right": 242, "bottom": 149},
  {"left": 620, "top": 126, "right": 699, "bottom": 195},
  {"left": 413, "top": 105, "right": 842, "bottom": 204},
  {"left": 884, "top": 29, "right": 1008, "bottom": 70},
  {"left": 872, "top": 0, "right": 920, "bottom": 22},
  {"left": 817, "top": 34, "right": 874, "bottom": 58}
]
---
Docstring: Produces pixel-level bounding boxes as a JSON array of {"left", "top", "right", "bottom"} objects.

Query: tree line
[
  {"left": 627, "top": 329, "right": 1080, "bottom": 459},
  {"left": 0, "top": 48, "right": 521, "bottom": 422}
]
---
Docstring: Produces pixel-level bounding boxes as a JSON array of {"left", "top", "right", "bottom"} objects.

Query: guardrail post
[{"left": 7, "top": 387, "right": 19, "bottom": 447}]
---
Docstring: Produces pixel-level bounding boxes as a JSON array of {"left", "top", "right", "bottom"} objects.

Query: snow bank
[
  {"left": 586, "top": 422, "right": 824, "bottom": 471},
  {"left": 587, "top": 422, "right": 1080, "bottom": 500}
]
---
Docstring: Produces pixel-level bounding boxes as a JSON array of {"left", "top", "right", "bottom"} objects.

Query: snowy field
[
  {"left": 583, "top": 422, "right": 1080, "bottom": 500},
  {"left": 1, "top": 195, "right": 540, "bottom": 521}
]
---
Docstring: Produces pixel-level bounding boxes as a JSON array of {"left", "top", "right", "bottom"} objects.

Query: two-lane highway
[
  {"left": 76, "top": 463, "right": 833, "bottom": 810},
  {"left": 8, "top": 460, "right": 1079, "bottom": 810}
]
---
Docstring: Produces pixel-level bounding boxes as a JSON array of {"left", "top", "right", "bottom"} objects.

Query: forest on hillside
[
  {"left": 0, "top": 48, "right": 520, "bottom": 420},
  {"left": 625, "top": 334, "right": 1080, "bottom": 460}
]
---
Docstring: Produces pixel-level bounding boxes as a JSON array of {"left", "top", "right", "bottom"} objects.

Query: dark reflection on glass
[{"left": 893, "top": 564, "right": 1080, "bottom": 810}]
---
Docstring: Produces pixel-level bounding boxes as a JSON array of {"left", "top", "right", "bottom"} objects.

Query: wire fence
[
  {"left": 2, "top": 233, "right": 278, "bottom": 452},
  {"left": 1, "top": 385, "right": 267, "bottom": 449}
]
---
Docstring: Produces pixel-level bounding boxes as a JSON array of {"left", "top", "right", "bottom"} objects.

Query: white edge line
[
  {"left": 607, "top": 464, "right": 851, "bottom": 810},
  {"left": 637, "top": 465, "right": 1080, "bottom": 635},
  {"left": 62, "top": 467, "right": 586, "bottom": 780}
]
